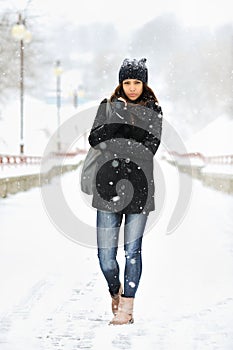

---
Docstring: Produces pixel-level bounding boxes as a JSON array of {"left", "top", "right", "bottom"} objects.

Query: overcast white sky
[{"left": 20, "top": 0, "right": 233, "bottom": 32}]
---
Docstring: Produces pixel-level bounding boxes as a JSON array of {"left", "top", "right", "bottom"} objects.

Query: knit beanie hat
[{"left": 119, "top": 58, "right": 148, "bottom": 84}]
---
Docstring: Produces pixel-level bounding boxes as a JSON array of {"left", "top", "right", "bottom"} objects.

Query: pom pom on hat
[{"left": 119, "top": 58, "right": 148, "bottom": 84}]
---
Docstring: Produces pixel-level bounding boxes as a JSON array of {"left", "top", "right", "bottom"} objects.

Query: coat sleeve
[
  {"left": 106, "top": 102, "right": 163, "bottom": 160},
  {"left": 143, "top": 102, "right": 163, "bottom": 155},
  {"left": 88, "top": 99, "right": 122, "bottom": 148}
]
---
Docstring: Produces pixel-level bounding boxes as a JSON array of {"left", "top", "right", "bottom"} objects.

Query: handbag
[
  {"left": 80, "top": 146, "right": 101, "bottom": 195},
  {"left": 81, "top": 100, "right": 111, "bottom": 195}
]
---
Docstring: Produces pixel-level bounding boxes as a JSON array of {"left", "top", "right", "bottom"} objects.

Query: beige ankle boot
[
  {"left": 111, "top": 284, "right": 123, "bottom": 315},
  {"left": 109, "top": 296, "right": 134, "bottom": 325}
]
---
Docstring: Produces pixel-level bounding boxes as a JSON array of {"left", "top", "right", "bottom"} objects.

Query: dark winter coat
[{"left": 88, "top": 98, "right": 163, "bottom": 214}]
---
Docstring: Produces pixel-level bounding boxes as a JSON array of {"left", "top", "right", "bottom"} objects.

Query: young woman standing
[{"left": 87, "top": 58, "right": 163, "bottom": 325}]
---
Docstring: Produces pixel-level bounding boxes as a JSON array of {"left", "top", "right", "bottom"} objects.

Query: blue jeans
[{"left": 97, "top": 210, "right": 148, "bottom": 298}]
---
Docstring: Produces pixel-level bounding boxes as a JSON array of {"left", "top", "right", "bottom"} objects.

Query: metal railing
[
  {"left": 0, "top": 154, "right": 41, "bottom": 166},
  {"left": 0, "top": 149, "right": 86, "bottom": 198},
  {"left": 164, "top": 151, "right": 233, "bottom": 194},
  {"left": 166, "top": 151, "right": 233, "bottom": 167}
]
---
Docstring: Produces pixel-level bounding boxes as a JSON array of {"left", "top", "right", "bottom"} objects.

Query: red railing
[
  {"left": 51, "top": 149, "right": 87, "bottom": 158},
  {"left": 2, "top": 150, "right": 231, "bottom": 168},
  {"left": 167, "top": 151, "right": 233, "bottom": 167},
  {"left": 204, "top": 154, "right": 233, "bottom": 165},
  {"left": 0, "top": 149, "right": 87, "bottom": 167},
  {"left": 0, "top": 154, "right": 41, "bottom": 166}
]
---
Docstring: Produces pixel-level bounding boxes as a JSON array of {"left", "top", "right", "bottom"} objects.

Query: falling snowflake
[
  {"left": 99, "top": 142, "right": 107, "bottom": 149},
  {"left": 129, "top": 281, "right": 136, "bottom": 288},
  {"left": 112, "top": 160, "right": 119, "bottom": 167}
]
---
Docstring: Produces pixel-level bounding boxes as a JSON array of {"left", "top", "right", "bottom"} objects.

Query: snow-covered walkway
[{"left": 0, "top": 160, "right": 233, "bottom": 349}]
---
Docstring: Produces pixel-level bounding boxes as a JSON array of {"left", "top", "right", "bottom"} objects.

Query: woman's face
[{"left": 122, "top": 79, "right": 143, "bottom": 101}]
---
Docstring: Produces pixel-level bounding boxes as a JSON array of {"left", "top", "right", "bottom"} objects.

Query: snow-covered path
[{"left": 0, "top": 160, "right": 233, "bottom": 350}]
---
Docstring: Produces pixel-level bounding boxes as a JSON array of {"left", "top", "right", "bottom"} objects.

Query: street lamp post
[
  {"left": 11, "top": 13, "right": 32, "bottom": 155},
  {"left": 54, "top": 60, "right": 63, "bottom": 152},
  {"left": 73, "top": 89, "right": 78, "bottom": 109}
]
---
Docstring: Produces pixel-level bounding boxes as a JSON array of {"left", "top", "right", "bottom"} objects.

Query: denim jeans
[{"left": 97, "top": 210, "right": 148, "bottom": 298}]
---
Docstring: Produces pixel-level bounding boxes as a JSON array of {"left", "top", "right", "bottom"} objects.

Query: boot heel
[{"left": 109, "top": 297, "right": 134, "bottom": 325}]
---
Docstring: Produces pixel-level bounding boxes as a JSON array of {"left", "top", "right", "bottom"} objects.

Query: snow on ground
[
  {"left": 0, "top": 159, "right": 233, "bottom": 349},
  {"left": 0, "top": 164, "right": 41, "bottom": 178},
  {"left": 185, "top": 115, "right": 233, "bottom": 156}
]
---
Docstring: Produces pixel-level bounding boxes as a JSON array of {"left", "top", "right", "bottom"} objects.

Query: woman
[{"left": 88, "top": 58, "right": 163, "bottom": 325}]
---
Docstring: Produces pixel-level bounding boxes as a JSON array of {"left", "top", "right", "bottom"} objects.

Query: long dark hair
[{"left": 110, "top": 83, "right": 159, "bottom": 105}]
